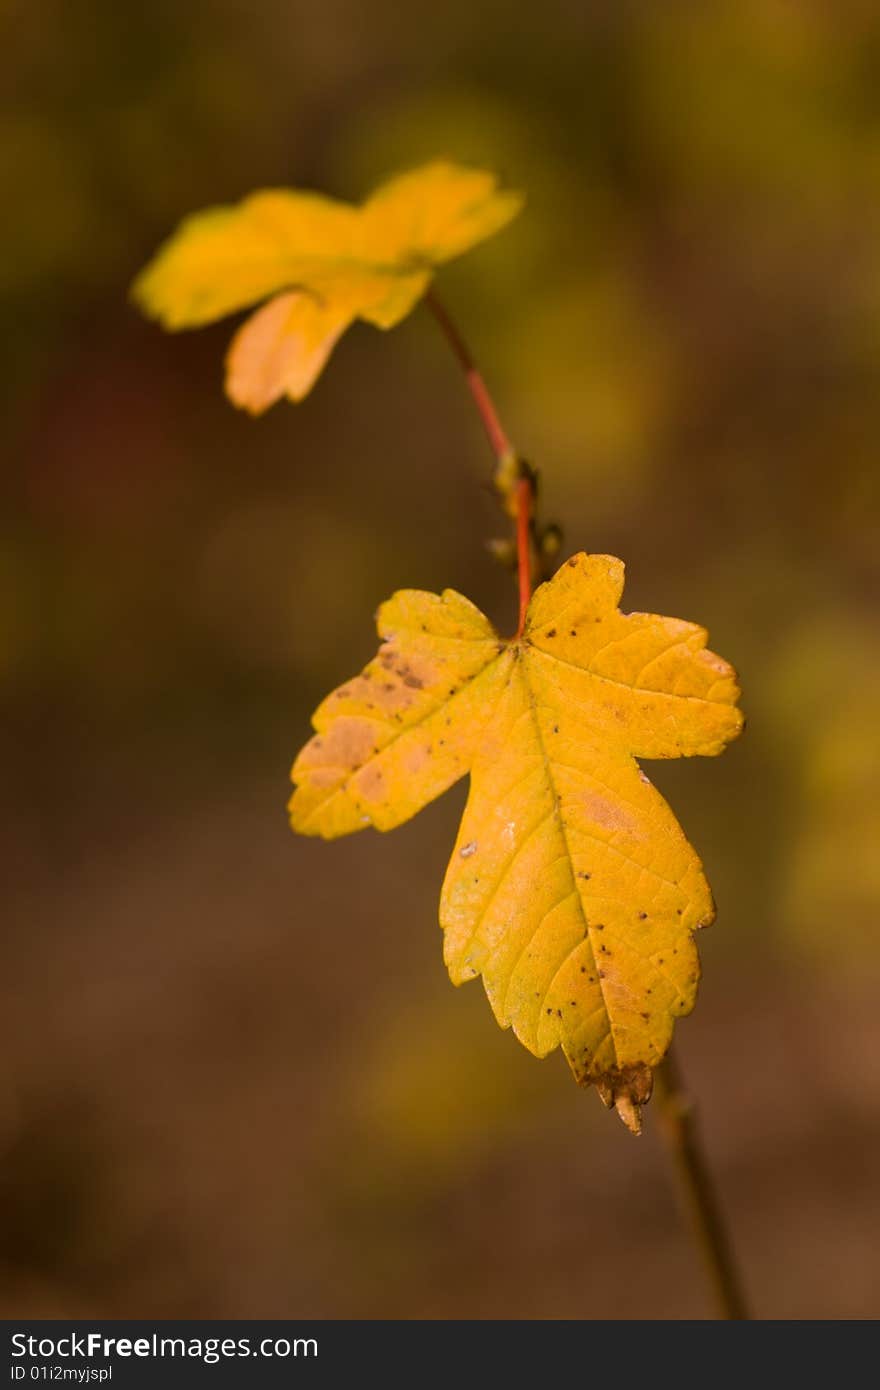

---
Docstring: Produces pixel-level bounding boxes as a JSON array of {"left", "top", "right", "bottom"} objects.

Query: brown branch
[{"left": 653, "top": 1046, "right": 750, "bottom": 1320}]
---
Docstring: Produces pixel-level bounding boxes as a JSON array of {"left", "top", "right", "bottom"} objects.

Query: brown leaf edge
[{"left": 594, "top": 1063, "right": 654, "bottom": 1135}]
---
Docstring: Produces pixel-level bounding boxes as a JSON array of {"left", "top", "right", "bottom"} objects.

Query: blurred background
[{"left": 2, "top": 0, "right": 879, "bottom": 1319}]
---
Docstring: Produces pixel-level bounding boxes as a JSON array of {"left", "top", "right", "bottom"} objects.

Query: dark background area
[{"left": 2, "top": 0, "right": 878, "bottom": 1318}]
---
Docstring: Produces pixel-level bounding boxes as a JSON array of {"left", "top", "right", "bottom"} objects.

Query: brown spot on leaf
[
  {"left": 357, "top": 763, "right": 384, "bottom": 799},
  {"left": 582, "top": 790, "right": 638, "bottom": 833}
]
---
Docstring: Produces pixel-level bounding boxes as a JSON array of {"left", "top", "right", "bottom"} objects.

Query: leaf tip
[
  {"left": 594, "top": 1064, "right": 654, "bottom": 1136},
  {"left": 614, "top": 1093, "right": 644, "bottom": 1135}
]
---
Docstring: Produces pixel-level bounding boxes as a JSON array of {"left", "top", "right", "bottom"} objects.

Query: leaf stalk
[
  {"left": 515, "top": 475, "right": 533, "bottom": 637},
  {"left": 424, "top": 289, "right": 512, "bottom": 459},
  {"left": 424, "top": 290, "right": 536, "bottom": 636}
]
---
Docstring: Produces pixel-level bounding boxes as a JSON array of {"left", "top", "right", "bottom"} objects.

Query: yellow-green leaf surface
[
  {"left": 131, "top": 160, "right": 522, "bottom": 413},
  {"left": 290, "top": 554, "right": 743, "bottom": 1131}
]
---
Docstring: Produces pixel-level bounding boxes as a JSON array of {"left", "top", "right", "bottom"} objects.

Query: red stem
[
  {"left": 515, "top": 476, "right": 532, "bottom": 638},
  {"left": 425, "top": 289, "right": 534, "bottom": 638},
  {"left": 424, "top": 290, "right": 512, "bottom": 461}
]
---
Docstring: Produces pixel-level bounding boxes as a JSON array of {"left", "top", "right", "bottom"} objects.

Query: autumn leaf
[
  {"left": 131, "top": 160, "right": 523, "bottom": 413},
  {"left": 289, "top": 553, "right": 743, "bottom": 1132}
]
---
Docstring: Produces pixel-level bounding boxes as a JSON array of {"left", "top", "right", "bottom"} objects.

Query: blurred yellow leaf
[
  {"left": 290, "top": 553, "right": 743, "bottom": 1131},
  {"left": 131, "top": 160, "right": 522, "bottom": 412}
]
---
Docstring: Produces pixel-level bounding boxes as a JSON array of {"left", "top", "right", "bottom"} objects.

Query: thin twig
[
  {"left": 653, "top": 1046, "right": 750, "bottom": 1320},
  {"left": 424, "top": 289, "right": 535, "bottom": 639},
  {"left": 424, "top": 289, "right": 512, "bottom": 461},
  {"left": 514, "top": 476, "right": 532, "bottom": 637}
]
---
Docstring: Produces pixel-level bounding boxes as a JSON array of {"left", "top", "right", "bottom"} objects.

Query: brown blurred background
[{"left": 2, "top": 0, "right": 879, "bottom": 1319}]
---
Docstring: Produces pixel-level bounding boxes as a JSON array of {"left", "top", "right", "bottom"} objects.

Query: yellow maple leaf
[
  {"left": 290, "top": 553, "right": 743, "bottom": 1132},
  {"left": 131, "top": 161, "right": 523, "bottom": 413}
]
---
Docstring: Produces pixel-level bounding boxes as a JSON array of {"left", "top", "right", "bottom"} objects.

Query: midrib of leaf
[
  {"left": 516, "top": 645, "right": 621, "bottom": 1069},
  {"left": 181, "top": 248, "right": 434, "bottom": 282}
]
